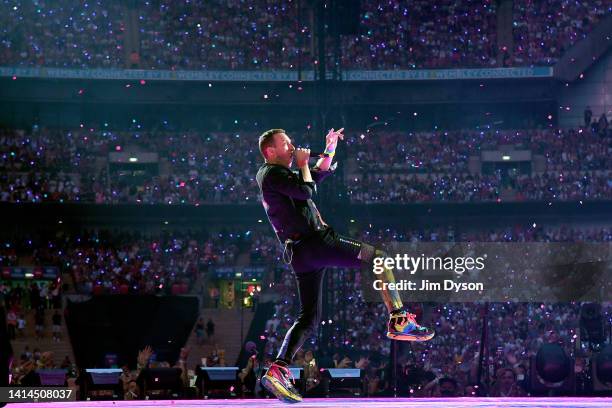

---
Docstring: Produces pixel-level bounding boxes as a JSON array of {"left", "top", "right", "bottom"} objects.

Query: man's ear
[{"left": 264, "top": 146, "right": 275, "bottom": 159}]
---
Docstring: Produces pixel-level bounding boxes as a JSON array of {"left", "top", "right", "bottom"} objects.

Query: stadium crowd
[
  {"left": 346, "top": 127, "right": 611, "bottom": 174},
  {"left": 338, "top": 0, "right": 498, "bottom": 69},
  {"left": 1, "top": 229, "right": 244, "bottom": 295},
  {"left": 0, "top": 0, "right": 125, "bottom": 68},
  {"left": 0, "top": 125, "right": 610, "bottom": 204},
  {"left": 346, "top": 170, "right": 612, "bottom": 203},
  {"left": 512, "top": 0, "right": 609, "bottom": 66},
  {"left": 137, "top": 0, "right": 309, "bottom": 70},
  {"left": 1, "top": 0, "right": 609, "bottom": 69},
  {"left": 345, "top": 126, "right": 611, "bottom": 203}
]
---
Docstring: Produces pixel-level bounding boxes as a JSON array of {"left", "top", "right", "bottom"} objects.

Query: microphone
[
  {"left": 293, "top": 150, "right": 330, "bottom": 159},
  {"left": 309, "top": 152, "right": 330, "bottom": 158}
]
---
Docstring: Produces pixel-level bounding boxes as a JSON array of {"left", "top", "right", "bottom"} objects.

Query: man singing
[{"left": 256, "top": 128, "right": 434, "bottom": 403}]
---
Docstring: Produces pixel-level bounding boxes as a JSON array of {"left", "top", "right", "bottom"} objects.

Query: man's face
[{"left": 270, "top": 132, "right": 296, "bottom": 167}]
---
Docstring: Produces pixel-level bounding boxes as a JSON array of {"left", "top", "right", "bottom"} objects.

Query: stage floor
[{"left": 6, "top": 398, "right": 612, "bottom": 408}]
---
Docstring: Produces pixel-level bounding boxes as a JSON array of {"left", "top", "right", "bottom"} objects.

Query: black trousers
[{"left": 277, "top": 227, "right": 371, "bottom": 361}]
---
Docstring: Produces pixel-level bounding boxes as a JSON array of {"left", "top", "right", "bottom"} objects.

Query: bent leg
[
  {"left": 294, "top": 229, "right": 404, "bottom": 313},
  {"left": 276, "top": 268, "right": 325, "bottom": 362},
  {"left": 358, "top": 244, "right": 404, "bottom": 313}
]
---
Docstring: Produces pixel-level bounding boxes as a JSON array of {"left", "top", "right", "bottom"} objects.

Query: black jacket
[{"left": 256, "top": 163, "right": 333, "bottom": 243}]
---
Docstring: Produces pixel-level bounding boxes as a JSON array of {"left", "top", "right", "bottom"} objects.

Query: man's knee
[
  {"left": 357, "top": 243, "right": 376, "bottom": 262},
  {"left": 358, "top": 243, "right": 387, "bottom": 263}
]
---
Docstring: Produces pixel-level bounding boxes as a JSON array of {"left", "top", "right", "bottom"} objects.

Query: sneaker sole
[
  {"left": 387, "top": 331, "right": 435, "bottom": 341},
  {"left": 261, "top": 375, "right": 302, "bottom": 403}
]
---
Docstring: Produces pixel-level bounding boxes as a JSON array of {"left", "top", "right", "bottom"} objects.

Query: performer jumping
[{"left": 256, "top": 128, "right": 435, "bottom": 403}]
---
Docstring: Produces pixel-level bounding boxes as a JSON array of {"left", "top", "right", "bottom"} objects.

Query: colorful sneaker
[
  {"left": 261, "top": 362, "right": 302, "bottom": 403},
  {"left": 387, "top": 310, "right": 435, "bottom": 341}
]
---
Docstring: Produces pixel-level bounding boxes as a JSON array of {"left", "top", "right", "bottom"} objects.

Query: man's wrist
[
  {"left": 300, "top": 164, "right": 313, "bottom": 182},
  {"left": 323, "top": 147, "right": 336, "bottom": 156}
]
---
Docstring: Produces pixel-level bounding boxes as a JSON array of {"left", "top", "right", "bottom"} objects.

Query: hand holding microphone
[{"left": 294, "top": 147, "right": 311, "bottom": 168}]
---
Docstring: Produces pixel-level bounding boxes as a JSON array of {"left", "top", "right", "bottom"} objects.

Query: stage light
[
  {"left": 37, "top": 369, "right": 68, "bottom": 386},
  {"left": 593, "top": 344, "right": 612, "bottom": 391},
  {"left": 137, "top": 368, "right": 183, "bottom": 399},
  {"left": 196, "top": 366, "right": 239, "bottom": 398},
  {"left": 530, "top": 343, "right": 574, "bottom": 395},
  {"left": 536, "top": 344, "right": 571, "bottom": 383},
  {"left": 81, "top": 368, "right": 122, "bottom": 400},
  {"left": 321, "top": 368, "right": 363, "bottom": 397}
]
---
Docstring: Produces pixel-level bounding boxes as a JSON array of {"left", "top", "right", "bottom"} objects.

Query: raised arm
[{"left": 315, "top": 128, "right": 344, "bottom": 171}]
